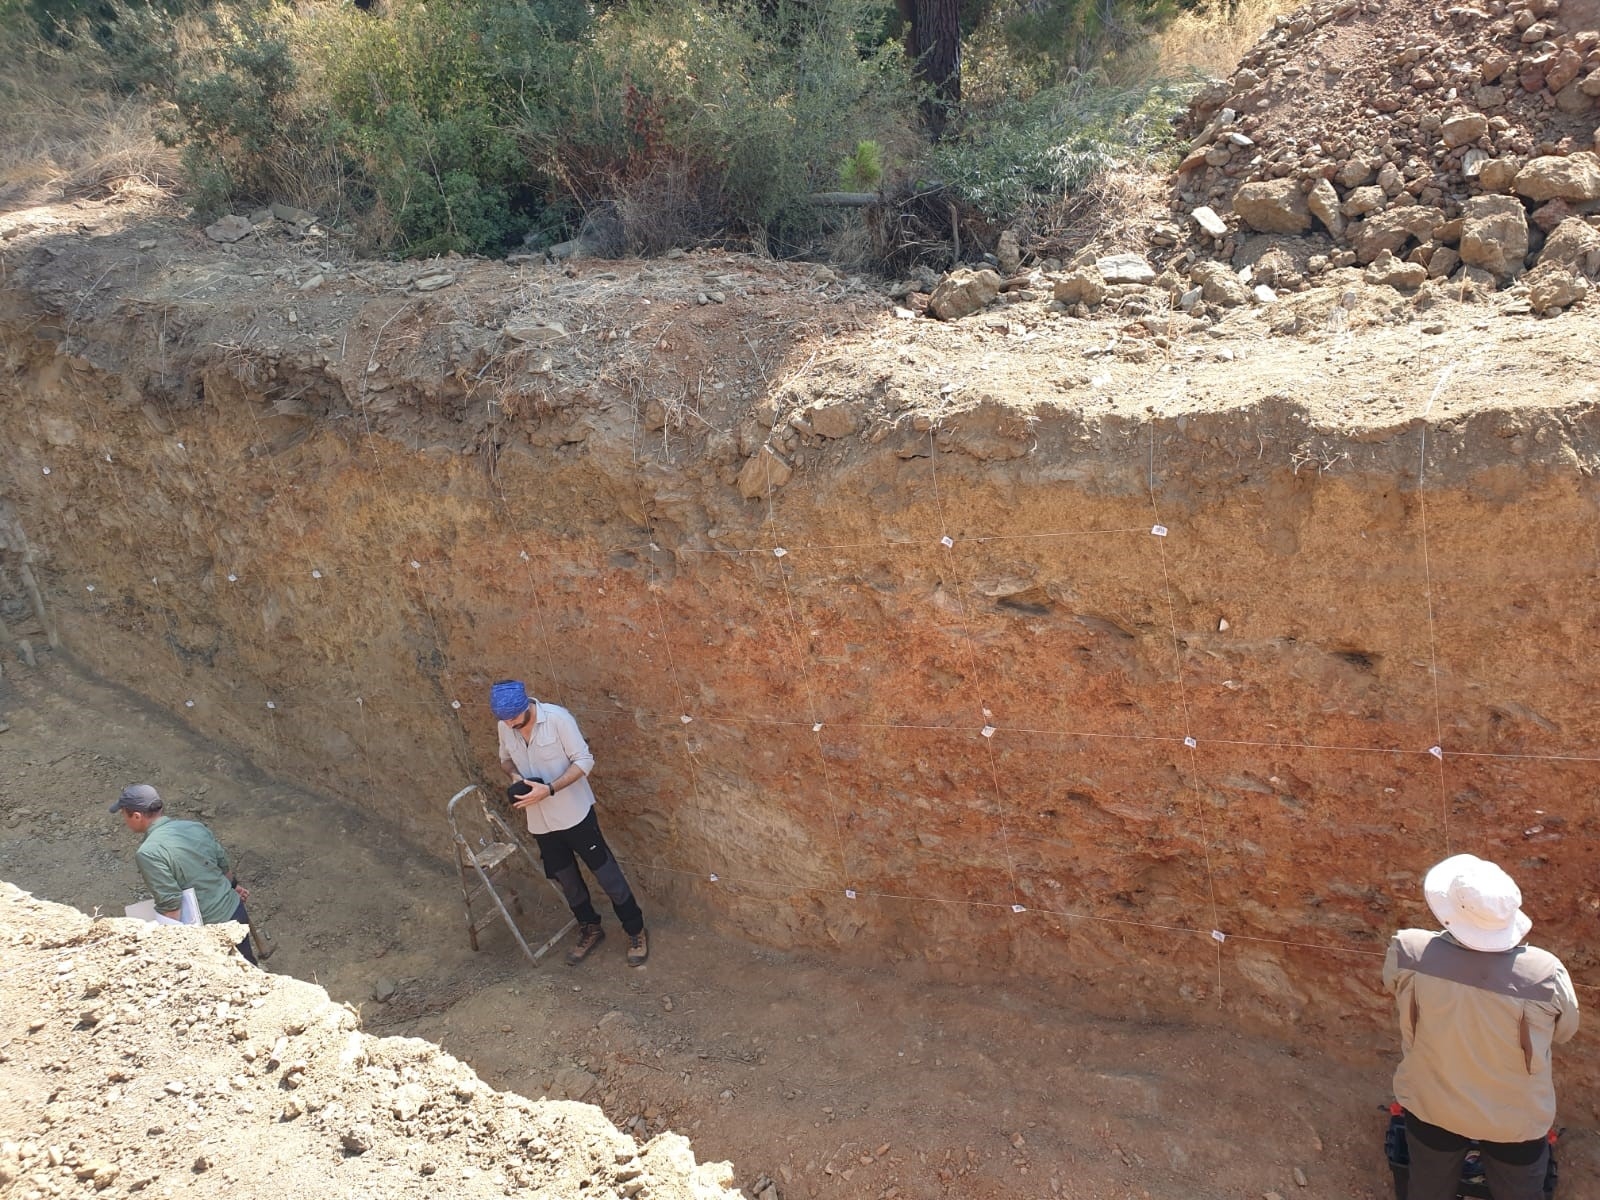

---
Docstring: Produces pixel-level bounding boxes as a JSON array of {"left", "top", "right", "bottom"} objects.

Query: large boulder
[
  {"left": 1364, "top": 250, "right": 1427, "bottom": 290},
  {"left": 928, "top": 268, "right": 1001, "bottom": 320},
  {"left": 1096, "top": 253, "right": 1155, "bottom": 284},
  {"left": 1441, "top": 112, "right": 1489, "bottom": 148},
  {"left": 1511, "top": 152, "right": 1600, "bottom": 202},
  {"left": 1052, "top": 268, "right": 1107, "bottom": 306},
  {"left": 1458, "top": 194, "right": 1530, "bottom": 279},
  {"left": 1526, "top": 262, "right": 1589, "bottom": 313},
  {"left": 806, "top": 399, "right": 864, "bottom": 439},
  {"left": 736, "top": 444, "right": 793, "bottom": 499},
  {"left": 1477, "top": 158, "right": 1520, "bottom": 192},
  {"left": 1306, "top": 179, "right": 1344, "bottom": 237},
  {"left": 1334, "top": 157, "right": 1378, "bottom": 188},
  {"left": 1537, "top": 216, "right": 1600, "bottom": 274},
  {"left": 1232, "top": 179, "right": 1311, "bottom": 234},
  {"left": 1189, "top": 260, "right": 1251, "bottom": 307},
  {"left": 1348, "top": 208, "right": 1443, "bottom": 264},
  {"left": 1341, "top": 186, "right": 1386, "bottom": 217}
]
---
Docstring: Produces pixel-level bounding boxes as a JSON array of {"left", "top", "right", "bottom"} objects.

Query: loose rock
[
  {"left": 1458, "top": 194, "right": 1531, "bottom": 279},
  {"left": 204, "top": 216, "right": 253, "bottom": 244},
  {"left": 1233, "top": 179, "right": 1312, "bottom": 234},
  {"left": 927, "top": 269, "right": 1001, "bottom": 320}
]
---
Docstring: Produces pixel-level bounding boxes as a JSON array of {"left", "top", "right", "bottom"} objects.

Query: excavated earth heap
[{"left": 1164, "top": 0, "right": 1600, "bottom": 314}]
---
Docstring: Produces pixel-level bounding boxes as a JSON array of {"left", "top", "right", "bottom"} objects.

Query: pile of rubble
[
  {"left": 0, "top": 883, "right": 744, "bottom": 1200},
  {"left": 1157, "top": 0, "right": 1600, "bottom": 314}
]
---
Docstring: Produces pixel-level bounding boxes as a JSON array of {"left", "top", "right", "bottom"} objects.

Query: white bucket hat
[{"left": 1424, "top": 853, "right": 1532, "bottom": 953}]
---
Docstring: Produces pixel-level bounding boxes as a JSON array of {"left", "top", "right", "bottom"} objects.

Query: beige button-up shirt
[
  {"left": 497, "top": 701, "right": 597, "bottom": 835},
  {"left": 1385, "top": 928, "right": 1579, "bottom": 1142}
]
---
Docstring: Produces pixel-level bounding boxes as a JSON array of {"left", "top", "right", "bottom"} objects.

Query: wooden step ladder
[{"left": 446, "top": 784, "right": 576, "bottom": 966}]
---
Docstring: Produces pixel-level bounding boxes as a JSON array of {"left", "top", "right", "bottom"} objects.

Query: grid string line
[
  {"left": 1416, "top": 372, "right": 1453, "bottom": 857},
  {"left": 1147, "top": 401, "right": 1224, "bottom": 1001},
  {"left": 767, "top": 545, "right": 854, "bottom": 890},
  {"left": 926, "top": 426, "right": 1026, "bottom": 910}
]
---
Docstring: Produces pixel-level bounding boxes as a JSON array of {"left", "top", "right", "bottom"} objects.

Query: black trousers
[
  {"left": 1402, "top": 1110, "right": 1548, "bottom": 1200},
  {"left": 532, "top": 807, "right": 644, "bottom": 936},
  {"left": 229, "top": 899, "right": 258, "bottom": 965}
]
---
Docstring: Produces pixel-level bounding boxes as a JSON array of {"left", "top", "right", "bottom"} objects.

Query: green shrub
[
  {"left": 930, "top": 76, "right": 1188, "bottom": 217},
  {"left": 300, "top": 0, "right": 568, "bottom": 254},
  {"left": 520, "top": 0, "right": 915, "bottom": 253},
  {"left": 144, "top": 0, "right": 1201, "bottom": 257},
  {"left": 840, "top": 139, "right": 884, "bottom": 190},
  {"left": 163, "top": 0, "right": 577, "bottom": 254},
  {"left": 165, "top": 6, "right": 303, "bottom": 213}
]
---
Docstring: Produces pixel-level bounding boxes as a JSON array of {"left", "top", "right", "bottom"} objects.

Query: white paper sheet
[{"left": 124, "top": 888, "right": 202, "bottom": 926}]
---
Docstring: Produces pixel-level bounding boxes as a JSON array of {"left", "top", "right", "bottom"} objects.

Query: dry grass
[
  {"left": 1154, "top": 0, "right": 1304, "bottom": 79},
  {"left": 1039, "top": 164, "right": 1173, "bottom": 258},
  {"left": 0, "top": 40, "right": 181, "bottom": 212}
]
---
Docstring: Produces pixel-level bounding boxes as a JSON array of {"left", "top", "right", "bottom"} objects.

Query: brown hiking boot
[
  {"left": 626, "top": 929, "right": 649, "bottom": 967},
  {"left": 566, "top": 922, "right": 605, "bottom": 965}
]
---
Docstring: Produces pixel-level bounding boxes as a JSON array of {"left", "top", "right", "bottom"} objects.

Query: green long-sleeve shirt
[{"left": 134, "top": 815, "right": 241, "bottom": 925}]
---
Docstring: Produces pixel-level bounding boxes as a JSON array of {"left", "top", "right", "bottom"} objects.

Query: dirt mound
[
  {"left": 0, "top": 882, "right": 740, "bottom": 1200},
  {"left": 1168, "top": 0, "right": 1600, "bottom": 309}
]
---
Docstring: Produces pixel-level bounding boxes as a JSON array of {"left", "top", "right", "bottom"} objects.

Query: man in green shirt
[{"left": 111, "top": 784, "right": 257, "bottom": 965}]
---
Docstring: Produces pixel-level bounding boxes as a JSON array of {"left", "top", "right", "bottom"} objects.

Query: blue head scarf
[{"left": 490, "top": 679, "right": 530, "bottom": 721}]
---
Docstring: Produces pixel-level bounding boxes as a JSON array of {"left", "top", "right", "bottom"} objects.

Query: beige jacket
[{"left": 1384, "top": 929, "right": 1579, "bottom": 1142}]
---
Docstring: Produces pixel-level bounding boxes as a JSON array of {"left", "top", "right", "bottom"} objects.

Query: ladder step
[{"left": 468, "top": 842, "right": 519, "bottom": 872}]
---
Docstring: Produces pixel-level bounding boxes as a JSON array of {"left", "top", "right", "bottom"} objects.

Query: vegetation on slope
[{"left": 0, "top": 0, "right": 1300, "bottom": 261}]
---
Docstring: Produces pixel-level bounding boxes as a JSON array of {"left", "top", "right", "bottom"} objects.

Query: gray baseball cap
[{"left": 110, "top": 784, "right": 163, "bottom": 814}]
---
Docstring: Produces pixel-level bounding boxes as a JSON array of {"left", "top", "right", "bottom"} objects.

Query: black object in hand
[{"left": 507, "top": 780, "right": 536, "bottom": 804}]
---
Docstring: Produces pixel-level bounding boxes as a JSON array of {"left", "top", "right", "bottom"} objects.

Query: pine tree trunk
[{"left": 908, "top": 0, "right": 960, "bottom": 138}]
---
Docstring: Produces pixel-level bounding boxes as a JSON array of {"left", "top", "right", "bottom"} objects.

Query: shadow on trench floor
[{"left": 0, "top": 653, "right": 1593, "bottom": 1200}]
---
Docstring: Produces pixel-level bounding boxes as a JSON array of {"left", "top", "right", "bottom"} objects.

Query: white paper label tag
[
  {"left": 940, "top": 536, "right": 954, "bottom": 548},
  {"left": 680, "top": 714, "right": 693, "bottom": 724},
  {"left": 708, "top": 873, "right": 719, "bottom": 883},
  {"left": 1428, "top": 745, "right": 1443, "bottom": 760},
  {"left": 774, "top": 547, "right": 787, "bottom": 558},
  {"left": 1151, "top": 525, "right": 1168, "bottom": 537},
  {"left": 1184, "top": 736, "right": 1197, "bottom": 749},
  {"left": 981, "top": 725, "right": 997, "bottom": 739},
  {"left": 1211, "top": 929, "right": 1226, "bottom": 943},
  {"left": 1011, "top": 904, "right": 1026, "bottom": 914},
  {"left": 844, "top": 889, "right": 857, "bottom": 900}
]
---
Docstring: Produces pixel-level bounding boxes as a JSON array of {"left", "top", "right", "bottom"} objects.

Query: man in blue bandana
[{"left": 491, "top": 679, "right": 649, "bottom": 966}]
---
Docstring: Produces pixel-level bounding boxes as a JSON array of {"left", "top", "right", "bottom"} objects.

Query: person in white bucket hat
[{"left": 1384, "top": 853, "right": 1579, "bottom": 1200}]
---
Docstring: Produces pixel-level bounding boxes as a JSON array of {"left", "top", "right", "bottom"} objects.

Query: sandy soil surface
[{"left": 2, "top": 654, "right": 1595, "bottom": 1200}]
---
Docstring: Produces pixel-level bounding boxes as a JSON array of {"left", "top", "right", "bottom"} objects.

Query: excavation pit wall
[{"left": 0, "top": 227, "right": 1597, "bottom": 1094}]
